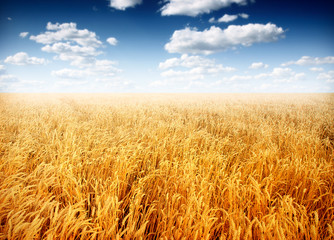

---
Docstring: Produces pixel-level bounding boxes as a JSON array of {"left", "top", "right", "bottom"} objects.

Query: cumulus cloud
[
  {"left": 107, "top": 37, "right": 118, "bottom": 46},
  {"left": 159, "top": 54, "right": 235, "bottom": 71},
  {"left": 29, "top": 22, "right": 120, "bottom": 70},
  {"left": 4, "top": 52, "right": 47, "bottom": 65},
  {"left": 159, "top": 54, "right": 236, "bottom": 82},
  {"left": 249, "top": 62, "right": 269, "bottom": 69},
  {"left": 270, "top": 68, "right": 305, "bottom": 82},
  {"left": 160, "top": 0, "right": 250, "bottom": 17},
  {"left": 317, "top": 71, "right": 334, "bottom": 83},
  {"left": 109, "top": 0, "right": 142, "bottom": 10},
  {"left": 218, "top": 14, "right": 238, "bottom": 23},
  {"left": 210, "top": 13, "right": 249, "bottom": 23},
  {"left": 0, "top": 65, "right": 5, "bottom": 73},
  {"left": 19, "top": 32, "right": 29, "bottom": 38},
  {"left": 282, "top": 56, "right": 334, "bottom": 66},
  {"left": 165, "top": 23, "right": 285, "bottom": 55},
  {"left": 28, "top": 22, "right": 123, "bottom": 85},
  {"left": 31, "top": 22, "right": 102, "bottom": 47},
  {"left": 41, "top": 42, "right": 101, "bottom": 67}
]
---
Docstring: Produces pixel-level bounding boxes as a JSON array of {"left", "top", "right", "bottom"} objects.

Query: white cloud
[
  {"left": 165, "top": 23, "right": 285, "bottom": 55},
  {"left": 218, "top": 14, "right": 238, "bottom": 23},
  {"left": 41, "top": 42, "right": 100, "bottom": 57},
  {"left": 239, "top": 13, "right": 249, "bottom": 19},
  {"left": 30, "top": 22, "right": 102, "bottom": 47},
  {"left": 159, "top": 54, "right": 236, "bottom": 82},
  {"left": 159, "top": 54, "right": 235, "bottom": 71},
  {"left": 41, "top": 42, "right": 101, "bottom": 67},
  {"left": 310, "top": 67, "right": 324, "bottom": 72},
  {"left": 28, "top": 22, "right": 123, "bottom": 87},
  {"left": 7, "top": 17, "right": 12, "bottom": 21},
  {"left": 4, "top": 52, "right": 47, "bottom": 66},
  {"left": 107, "top": 37, "right": 118, "bottom": 46},
  {"left": 160, "top": 0, "right": 249, "bottom": 17},
  {"left": 19, "top": 32, "right": 29, "bottom": 38},
  {"left": 317, "top": 71, "right": 334, "bottom": 83},
  {"left": 109, "top": 0, "right": 142, "bottom": 10},
  {"left": 210, "top": 13, "right": 249, "bottom": 23},
  {"left": 282, "top": 56, "right": 334, "bottom": 66},
  {"left": 249, "top": 62, "right": 269, "bottom": 69},
  {"left": 30, "top": 22, "right": 119, "bottom": 69},
  {"left": 209, "top": 17, "right": 216, "bottom": 23}
]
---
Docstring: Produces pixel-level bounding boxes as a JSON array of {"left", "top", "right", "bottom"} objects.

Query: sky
[{"left": 0, "top": 0, "right": 333, "bottom": 92}]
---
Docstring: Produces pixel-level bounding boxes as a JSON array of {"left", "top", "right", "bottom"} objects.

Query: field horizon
[{"left": 0, "top": 93, "right": 333, "bottom": 239}]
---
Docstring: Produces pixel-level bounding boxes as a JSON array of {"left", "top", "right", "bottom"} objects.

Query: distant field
[{"left": 0, "top": 93, "right": 333, "bottom": 239}]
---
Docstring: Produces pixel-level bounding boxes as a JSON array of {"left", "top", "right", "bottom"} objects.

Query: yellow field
[{"left": 0, "top": 93, "right": 333, "bottom": 239}]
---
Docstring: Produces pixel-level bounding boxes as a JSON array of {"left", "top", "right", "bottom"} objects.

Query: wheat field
[{"left": 0, "top": 93, "right": 333, "bottom": 239}]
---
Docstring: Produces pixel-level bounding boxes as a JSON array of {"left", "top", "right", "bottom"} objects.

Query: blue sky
[{"left": 0, "top": 0, "right": 333, "bottom": 92}]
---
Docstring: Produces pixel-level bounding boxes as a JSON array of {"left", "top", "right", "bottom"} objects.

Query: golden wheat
[{"left": 0, "top": 93, "right": 333, "bottom": 239}]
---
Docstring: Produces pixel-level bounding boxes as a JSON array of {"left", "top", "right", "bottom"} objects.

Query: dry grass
[{"left": 0, "top": 93, "right": 333, "bottom": 240}]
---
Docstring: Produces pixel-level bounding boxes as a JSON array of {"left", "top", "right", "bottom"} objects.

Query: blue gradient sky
[{"left": 0, "top": 0, "right": 333, "bottom": 92}]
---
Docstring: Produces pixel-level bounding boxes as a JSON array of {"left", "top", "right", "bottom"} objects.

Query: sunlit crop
[{"left": 0, "top": 93, "right": 333, "bottom": 239}]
